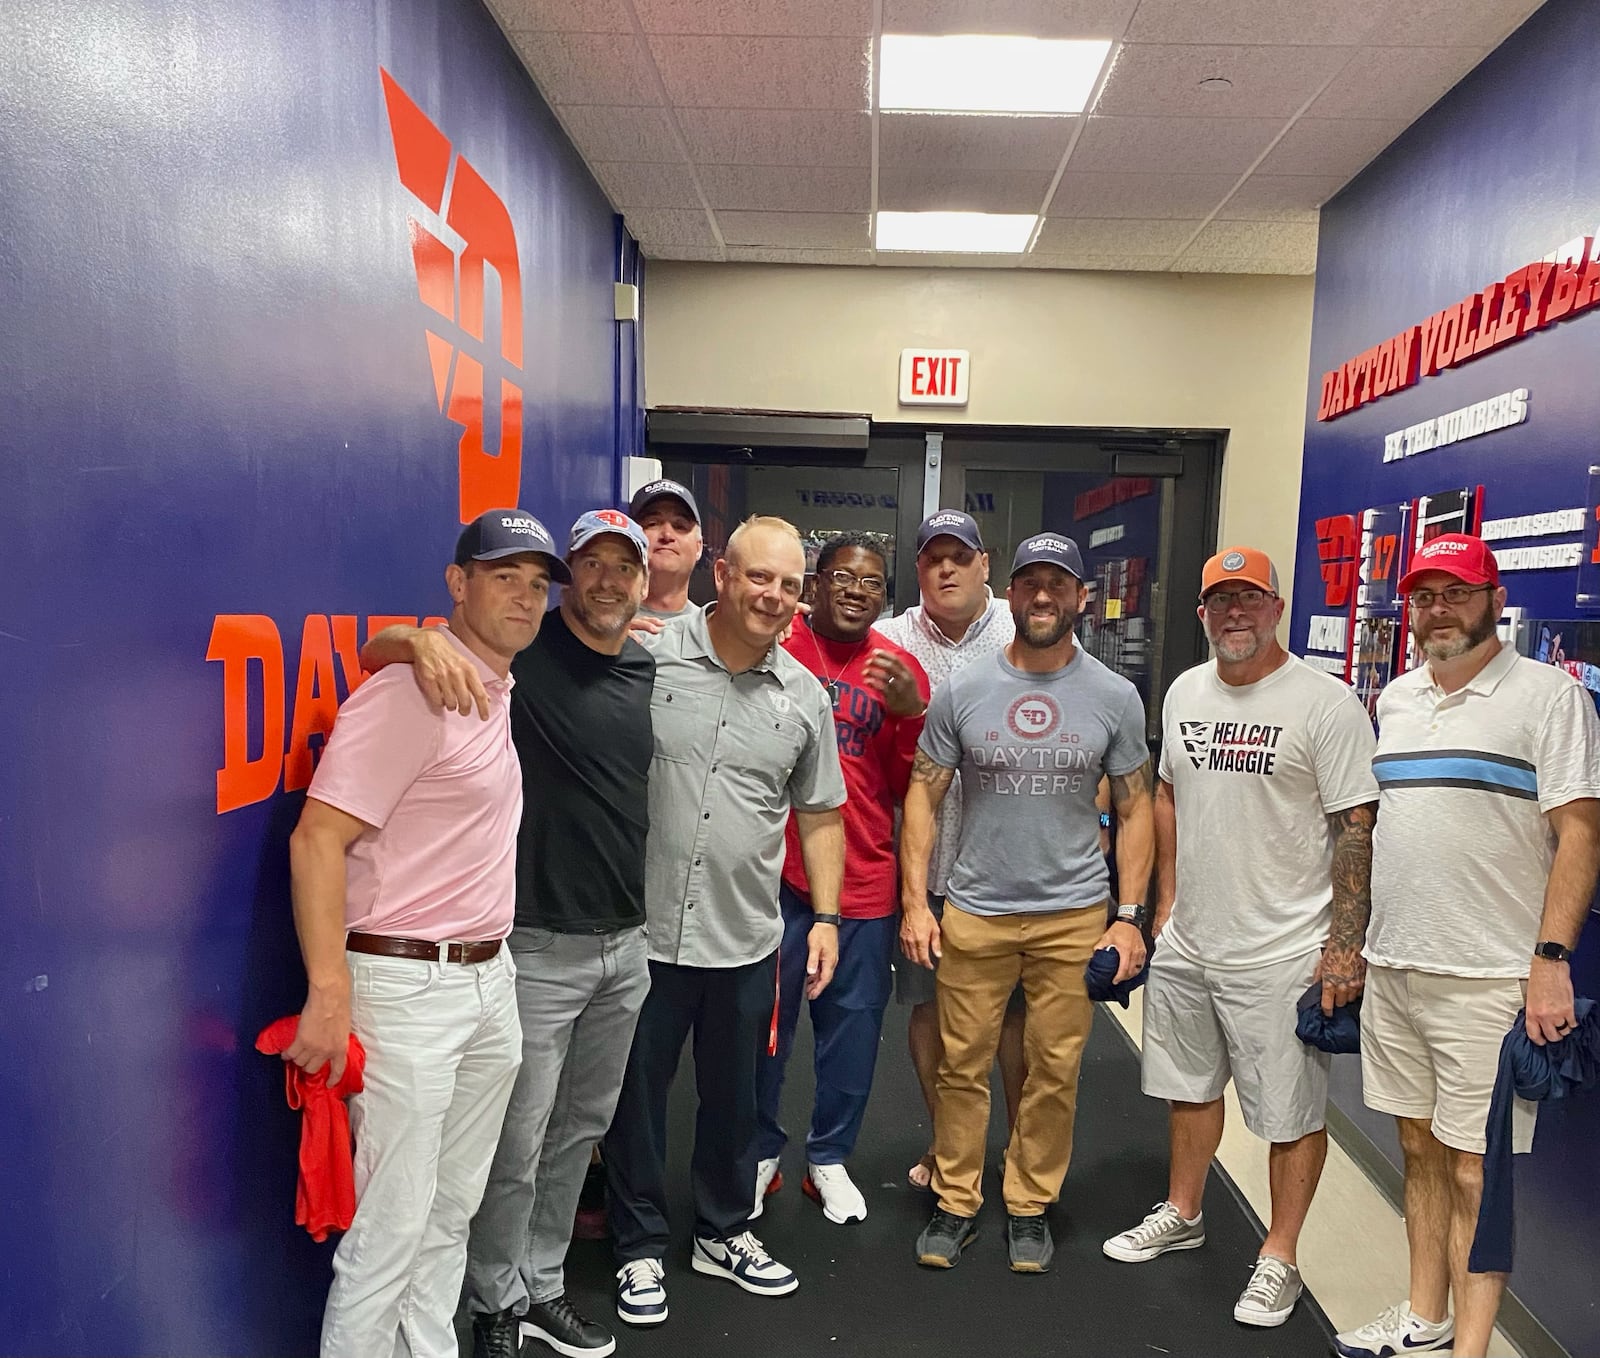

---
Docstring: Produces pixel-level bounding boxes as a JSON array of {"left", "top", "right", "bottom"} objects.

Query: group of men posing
[{"left": 284, "top": 485, "right": 1600, "bottom": 1358}]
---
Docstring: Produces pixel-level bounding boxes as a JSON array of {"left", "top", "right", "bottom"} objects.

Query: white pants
[{"left": 322, "top": 947, "right": 521, "bottom": 1358}]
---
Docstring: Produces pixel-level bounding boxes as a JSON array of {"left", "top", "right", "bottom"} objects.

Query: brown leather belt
[{"left": 346, "top": 931, "right": 503, "bottom": 964}]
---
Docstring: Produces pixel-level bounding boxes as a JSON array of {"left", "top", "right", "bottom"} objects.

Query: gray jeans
[{"left": 463, "top": 923, "right": 650, "bottom": 1314}]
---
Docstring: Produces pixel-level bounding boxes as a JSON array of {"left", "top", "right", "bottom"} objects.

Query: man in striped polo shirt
[{"left": 1335, "top": 533, "right": 1600, "bottom": 1358}]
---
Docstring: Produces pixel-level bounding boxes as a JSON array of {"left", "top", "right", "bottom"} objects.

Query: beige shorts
[{"left": 1360, "top": 964, "right": 1536, "bottom": 1155}]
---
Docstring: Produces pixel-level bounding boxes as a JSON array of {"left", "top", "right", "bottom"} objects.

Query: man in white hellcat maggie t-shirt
[{"left": 1103, "top": 546, "right": 1378, "bottom": 1334}]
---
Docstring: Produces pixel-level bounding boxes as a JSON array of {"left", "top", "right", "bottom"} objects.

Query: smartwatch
[
  {"left": 1533, "top": 940, "right": 1574, "bottom": 962},
  {"left": 812, "top": 912, "right": 842, "bottom": 927},
  {"left": 1099, "top": 811, "right": 1113, "bottom": 829},
  {"left": 1115, "top": 903, "right": 1150, "bottom": 930}
]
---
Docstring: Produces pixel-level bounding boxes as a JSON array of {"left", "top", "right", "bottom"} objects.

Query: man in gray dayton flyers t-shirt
[{"left": 900, "top": 532, "right": 1155, "bottom": 1276}]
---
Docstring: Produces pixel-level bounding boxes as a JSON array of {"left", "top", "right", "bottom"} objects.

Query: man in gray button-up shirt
[{"left": 605, "top": 516, "right": 847, "bottom": 1320}]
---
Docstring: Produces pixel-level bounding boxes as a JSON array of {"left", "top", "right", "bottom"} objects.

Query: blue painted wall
[
  {"left": 0, "top": 1, "right": 633, "bottom": 1353},
  {"left": 1294, "top": 0, "right": 1600, "bottom": 1349}
]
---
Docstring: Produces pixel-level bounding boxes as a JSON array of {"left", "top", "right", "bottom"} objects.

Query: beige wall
[{"left": 643, "top": 262, "right": 1314, "bottom": 613}]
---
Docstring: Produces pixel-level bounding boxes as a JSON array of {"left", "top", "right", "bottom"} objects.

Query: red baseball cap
[{"left": 1397, "top": 532, "right": 1499, "bottom": 593}]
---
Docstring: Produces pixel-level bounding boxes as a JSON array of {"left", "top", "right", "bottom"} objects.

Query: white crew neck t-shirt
[{"left": 1158, "top": 653, "right": 1379, "bottom": 970}]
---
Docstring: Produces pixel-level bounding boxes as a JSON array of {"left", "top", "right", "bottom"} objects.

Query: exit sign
[{"left": 899, "top": 348, "right": 970, "bottom": 406}]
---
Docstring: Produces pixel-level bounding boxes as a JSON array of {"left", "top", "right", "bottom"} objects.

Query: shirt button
[
  {"left": 721, "top": 720, "right": 728, "bottom": 728},
  {"left": 703, "top": 812, "right": 711, "bottom": 820},
  {"left": 687, "top": 902, "right": 695, "bottom": 910},
  {"left": 694, "top": 858, "right": 701, "bottom": 866}
]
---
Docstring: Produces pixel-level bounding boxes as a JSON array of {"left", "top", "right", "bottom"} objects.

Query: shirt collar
[
  {"left": 687, "top": 602, "right": 778, "bottom": 674},
  {"left": 1421, "top": 639, "right": 1517, "bottom": 700},
  {"left": 438, "top": 623, "right": 513, "bottom": 692},
  {"left": 915, "top": 589, "right": 1002, "bottom": 648}
]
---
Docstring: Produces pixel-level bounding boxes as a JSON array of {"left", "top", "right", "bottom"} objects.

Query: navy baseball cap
[
  {"left": 454, "top": 509, "right": 572, "bottom": 584},
  {"left": 916, "top": 509, "right": 985, "bottom": 554},
  {"left": 568, "top": 508, "right": 649, "bottom": 563},
  {"left": 1010, "top": 531, "right": 1086, "bottom": 581},
  {"left": 629, "top": 478, "right": 700, "bottom": 525}
]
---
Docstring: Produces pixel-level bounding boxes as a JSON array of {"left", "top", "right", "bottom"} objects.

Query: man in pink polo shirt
[{"left": 284, "top": 509, "right": 569, "bottom": 1358}]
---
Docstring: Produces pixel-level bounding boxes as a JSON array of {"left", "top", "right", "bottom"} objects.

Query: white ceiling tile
[
  {"left": 725, "top": 246, "right": 875, "bottom": 265},
  {"left": 622, "top": 207, "right": 721, "bottom": 247},
  {"left": 1303, "top": 46, "right": 1489, "bottom": 122},
  {"left": 490, "top": 0, "right": 633, "bottom": 33},
  {"left": 555, "top": 105, "right": 687, "bottom": 161},
  {"left": 633, "top": 0, "right": 874, "bottom": 36},
  {"left": 1214, "top": 174, "right": 1342, "bottom": 220},
  {"left": 877, "top": 252, "right": 1023, "bottom": 268},
  {"left": 1048, "top": 171, "right": 1237, "bottom": 218},
  {"left": 881, "top": 0, "right": 1138, "bottom": 38},
  {"left": 1376, "top": 0, "right": 1545, "bottom": 49},
  {"left": 1072, "top": 115, "right": 1281, "bottom": 175},
  {"left": 1124, "top": 0, "right": 1389, "bottom": 46},
  {"left": 591, "top": 161, "right": 705, "bottom": 209},
  {"left": 878, "top": 165, "right": 1053, "bottom": 213},
  {"left": 677, "top": 108, "right": 871, "bottom": 166},
  {"left": 1181, "top": 219, "right": 1318, "bottom": 261},
  {"left": 646, "top": 36, "right": 870, "bottom": 109},
  {"left": 641, "top": 244, "right": 727, "bottom": 260},
  {"left": 1171, "top": 254, "right": 1316, "bottom": 275},
  {"left": 1021, "top": 253, "right": 1170, "bottom": 271},
  {"left": 1254, "top": 118, "right": 1408, "bottom": 178},
  {"left": 507, "top": 31, "right": 662, "bottom": 105},
  {"left": 698, "top": 164, "right": 870, "bottom": 211},
  {"left": 879, "top": 113, "right": 1074, "bottom": 172},
  {"left": 1096, "top": 43, "right": 1352, "bottom": 119},
  {"left": 1035, "top": 216, "right": 1204, "bottom": 254},
  {"left": 719, "top": 211, "right": 872, "bottom": 248}
]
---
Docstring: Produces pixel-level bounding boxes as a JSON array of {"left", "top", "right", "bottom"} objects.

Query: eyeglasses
[
  {"left": 823, "top": 568, "right": 887, "bottom": 595},
  {"left": 1408, "top": 584, "right": 1492, "bottom": 609},
  {"left": 1202, "top": 589, "right": 1276, "bottom": 613}
]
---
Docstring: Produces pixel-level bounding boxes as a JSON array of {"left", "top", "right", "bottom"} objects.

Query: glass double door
[{"left": 656, "top": 427, "right": 1218, "bottom": 728}]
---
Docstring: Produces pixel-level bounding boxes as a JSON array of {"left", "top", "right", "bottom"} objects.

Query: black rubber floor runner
[{"left": 560, "top": 1001, "right": 1338, "bottom": 1357}]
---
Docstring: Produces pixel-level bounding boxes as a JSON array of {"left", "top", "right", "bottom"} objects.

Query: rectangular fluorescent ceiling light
[
  {"left": 875, "top": 211, "right": 1037, "bottom": 254},
  {"left": 879, "top": 35, "right": 1113, "bottom": 114}
]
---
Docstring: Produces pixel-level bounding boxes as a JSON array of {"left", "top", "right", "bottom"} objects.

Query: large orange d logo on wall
[{"left": 381, "top": 69, "right": 524, "bottom": 522}]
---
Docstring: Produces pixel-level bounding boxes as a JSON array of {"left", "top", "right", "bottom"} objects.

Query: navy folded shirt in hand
[
  {"left": 1294, "top": 982, "right": 1362, "bottom": 1054},
  {"left": 1085, "top": 947, "right": 1149, "bottom": 1008}
]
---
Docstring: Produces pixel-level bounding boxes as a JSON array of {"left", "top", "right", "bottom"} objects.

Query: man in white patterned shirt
[{"left": 877, "top": 511, "right": 1023, "bottom": 1191}]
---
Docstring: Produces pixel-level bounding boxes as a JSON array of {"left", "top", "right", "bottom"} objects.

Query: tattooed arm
[
  {"left": 899, "top": 750, "right": 957, "bottom": 969},
  {"left": 1319, "top": 802, "right": 1377, "bottom": 1014},
  {"left": 1099, "top": 759, "right": 1156, "bottom": 982}
]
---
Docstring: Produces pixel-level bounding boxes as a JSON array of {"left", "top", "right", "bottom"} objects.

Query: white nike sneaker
[
  {"left": 1333, "top": 1301, "right": 1453, "bottom": 1357},
  {"left": 802, "top": 1161, "right": 867, "bottom": 1223},
  {"left": 691, "top": 1231, "right": 799, "bottom": 1295},
  {"left": 751, "top": 1156, "right": 782, "bottom": 1220}
]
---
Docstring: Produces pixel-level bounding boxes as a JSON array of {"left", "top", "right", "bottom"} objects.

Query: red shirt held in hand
[{"left": 781, "top": 623, "right": 930, "bottom": 918}]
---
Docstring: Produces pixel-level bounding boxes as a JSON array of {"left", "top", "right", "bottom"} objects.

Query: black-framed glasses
[
  {"left": 823, "top": 568, "right": 887, "bottom": 595},
  {"left": 1408, "top": 584, "right": 1492, "bottom": 609},
  {"left": 1202, "top": 588, "right": 1276, "bottom": 613}
]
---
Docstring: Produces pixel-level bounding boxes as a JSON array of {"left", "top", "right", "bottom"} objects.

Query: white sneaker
[
  {"left": 614, "top": 1258, "right": 668, "bottom": 1327},
  {"left": 1102, "top": 1201, "right": 1205, "bottom": 1262},
  {"left": 802, "top": 1162, "right": 867, "bottom": 1223},
  {"left": 751, "top": 1156, "right": 782, "bottom": 1220},
  {"left": 1333, "top": 1301, "right": 1453, "bottom": 1356},
  {"left": 691, "top": 1231, "right": 799, "bottom": 1296},
  {"left": 1233, "top": 1255, "right": 1302, "bottom": 1327}
]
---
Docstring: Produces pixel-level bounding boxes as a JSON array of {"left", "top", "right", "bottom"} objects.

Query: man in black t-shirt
[{"left": 361, "top": 509, "right": 655, "bottom": 1358}]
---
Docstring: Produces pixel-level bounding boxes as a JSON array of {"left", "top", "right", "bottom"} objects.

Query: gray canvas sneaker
[
  {"left": 1101, "top": 1201, "right": 1206, "bottom": 1262},
  {"left": 1234, "top": 1255, "right": 1303, "bottom": 1327}
]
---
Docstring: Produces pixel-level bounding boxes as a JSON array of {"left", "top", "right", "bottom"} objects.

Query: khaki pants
[{"left": 932, "top": 900, "right": 1103, "bottom": 1218}]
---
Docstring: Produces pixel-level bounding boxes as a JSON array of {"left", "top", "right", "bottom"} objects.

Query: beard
[
  {"left": 1416, "top": 601, "right": 1497, "bottom": 662},
  {"left": 1206, "top": 619, "right": 1271, "bottom": 663},
  {"left": 568, "top": 590, "right": 635, "bottom": 640},
  {"left": 1014, "top": 604, "right": 1077, "bottom": 649}
]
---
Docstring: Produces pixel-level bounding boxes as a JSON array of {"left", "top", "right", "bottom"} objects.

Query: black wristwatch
[
  {"left": 1115, "top": 903, "right": 1150, "bottom": 930},
  {"left": 812, "top": 912, "right": 842, "bottom": 927},
  {"left": 1533, "top": 940, "right": 1574, "bottom": 962}
]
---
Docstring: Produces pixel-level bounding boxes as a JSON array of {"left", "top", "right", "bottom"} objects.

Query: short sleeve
[
  {"left": 788, "top": 685, "right": 848, "bottom": 813},
  {"left": 917, "top": 678, "right": 963, "bottom": 769},
  {"left": 1534, "top": 677, "right": 1600, "bottom": 812},
  {"left": 1313, "top": 687, "right": 1381, "bottom": 814},
  {"left": 1104, "top": 684, "right": 1150, "bottom": 778},
  {"left": 886, "top": 651, "right": 932, "bottom": 800},
  {"left": 307, "top": 667, "right": 443, "bottom": 829},
  {"left": 1157, "top": 684, "right": 1177, "bottom": 783}
]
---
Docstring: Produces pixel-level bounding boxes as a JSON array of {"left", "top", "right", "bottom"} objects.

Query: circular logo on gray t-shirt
[{"left": 1006, "top": 693, "right": 1061, "bottom": 740}]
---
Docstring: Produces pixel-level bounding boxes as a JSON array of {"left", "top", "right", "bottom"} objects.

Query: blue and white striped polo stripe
[{"left": 1372, "top": 748, "right": 1538, "bottom": 800}]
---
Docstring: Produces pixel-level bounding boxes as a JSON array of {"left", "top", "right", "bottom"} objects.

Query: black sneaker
[
  {"left": 1007, "top": 1212, "right": 1054, "bottom": 1273},
  {"left": 521, "top": 1296, "right": 617, "bottom": 1358},
  {"left": 471, "top": 1308, "right": 522, "bottom": 1358},
  {"left": 915, "top": 1209, "right": 980, "bottom": 1268}
]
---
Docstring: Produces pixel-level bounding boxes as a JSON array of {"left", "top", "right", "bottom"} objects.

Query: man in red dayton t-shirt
[{"left": 753, "top": 533, "right": 931, "bottom": 1225}]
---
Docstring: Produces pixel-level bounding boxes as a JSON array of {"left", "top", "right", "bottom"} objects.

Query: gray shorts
[
  {"left": 1140, "top": 942, "right": 1328, "bottom": 1143},
  {"left": 895, "top": 893, "right": 1026, "bottom": 1014}
]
